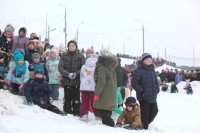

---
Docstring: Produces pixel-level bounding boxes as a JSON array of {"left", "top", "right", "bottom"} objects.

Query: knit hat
[
  {"left": 4, "top": 24, "right": 15, "bottom": 35},
  {"left": 14, "top": 51, "right": 26, "bottom": 75},
  {"left": 0, "top": 52, "right": 4, "bottom": 59},
  {"left": 15, "top": 49, "right": 25, "bottom": 57},
  {"left": 141, "top": 53, "right": 152, "bottom": 62},
  {"left": 34, "top": 64, "right": 44, "bottom": 75},
  {"left": 28, "top": 41, "right": 35, "bottom": 47},
  {"left": 32, "top": 53, "right": 40, "bottom": 60},
  {"left": 67, "top": 40, "right": 77, "bottom": 49},
  {"left": 125, "top": 97, "right": 136, "bottom": 110},
  {"left": 50, "top": 47, "right": 59, "bottom": 56},
  {"left": 86, "top": 48, "right": 94, "bottom": 54}
]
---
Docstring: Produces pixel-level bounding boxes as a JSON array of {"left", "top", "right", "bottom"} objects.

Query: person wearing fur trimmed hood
[
  {"left": 131, "top": 53, "right": 159, "bottom": 130},
  {"left": 12, "top": 27, "right": 29, "bottom": 53},
  {"left": 4, "top": 50, "right": 29, "bottom": 95},
  {"left": 93, "top": 49, "right": 118, "bottom": 127},
  {"left": 116, "top": 97, "right": 143, "bottom": 130},
  {"left": 58, "top": 40, "right": 85, "bottom": 116},
  {"left": 46, "top": 47, "right": 61, "bottom": 101},
  {"left": 24, "top": 65, "right": 65, "bottom": 115},
  {"left": 80, "top": 53, "right": 100, "bottom": 119}
]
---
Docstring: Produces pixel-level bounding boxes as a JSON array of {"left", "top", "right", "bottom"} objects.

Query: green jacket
[
  {"left": 115, "top": 87, "right": 123, "bottom": 114},
  {"left": 93, "top": 56, "right": 117, "bottom": 111}
]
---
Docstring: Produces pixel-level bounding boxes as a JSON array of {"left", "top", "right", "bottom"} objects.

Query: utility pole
[
  {"left": 64, "top": 9, "right": 67, "bottom": 49},
  {"left": 46, "top": 14, "right": 48, "bottom": 39},
  {"left": 165, "top": 48, "right": 167, "bottom": 60},
  {"left": 48, "top": 25, "right": 50, "bottom": 42}
]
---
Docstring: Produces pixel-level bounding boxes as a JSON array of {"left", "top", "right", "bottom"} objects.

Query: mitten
[
  {"left": 27, "top": 101, "right": 33, "bottom": 106},
  {"left": 5, "top": 79, "right": 11, "bottom": 85},
  {"left": 123, "top": 124, "right": 134, "bottom": 130},
  {"left": 49, "top": 97, "right": 53, "bottom": 104},
  {"left": 94, "top": 95, "right": 99, "bottom": 101},
  {"left": 116, "top": 122, "right": 122, "bottom": 127},
  {"left": 69, "top": 73, "right": 74, "bottom": 79},
  {"left": 19, "top": 83, "right": 25, "bottom": 91}
]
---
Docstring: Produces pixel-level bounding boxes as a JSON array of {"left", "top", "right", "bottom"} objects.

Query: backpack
[{"left": 162, "top": 84, "right": 168, "bottom": 92}]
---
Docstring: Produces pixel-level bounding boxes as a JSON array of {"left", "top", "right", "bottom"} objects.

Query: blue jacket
[
  {"left": 5, "top": 61, "right": 29, "bottom": 84},
  {"left": 24, "top": 74, "right": 50, "bottom": 104},
  {"left": 159, "top": 72, "right": 167, "bottom": 82},
  {"left": 131, "top": 61, "right": 159, "bottom": 103},
  {"left": 175, "top": 74, "right": 182, "bottom": 84}
]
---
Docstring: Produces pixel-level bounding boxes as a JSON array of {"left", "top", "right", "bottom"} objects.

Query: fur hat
[
  {"left": 86, "top": 48, "right": 94, "bottom": 54},
  {"left": 4, "top": 24, "right": 15, "bottom": 35},
  {"left": 67, "top": 40, "right": 77, "bottom": 50},
  {"left": 50, "top": 47, "right": 59, "bottom": 56},
  {"left": 32, "top": 53, "right": 40, "bottom": 60},
  {"left": 125, "top": 97, "right": 136, "bottom": 110},
  {"left": 141, "top": 53, "right": 152, "bottom": 62}
]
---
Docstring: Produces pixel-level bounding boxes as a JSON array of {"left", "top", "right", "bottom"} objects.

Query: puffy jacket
[
  {"left": 5, "top": 61, "right": 29, "bottom": 84},
  {"left": 80, "top": 56, "right": 97, "bottom": 92},
  {"left": 0, "top": 33, "right": 13, "bottom": 53},
  {"left": 115, "top": 64, "right": 128, "bottom": 87},
  {"left": 131, "top": 61, "right": 159, "bottom": 103},
  {"left": 175, "top": 74, "right": 182, "bottom": 84},
  {"left": 46, "top": 56, "right": 61, "bottom": 84},
  {"left": 58, "top": 50, "right": 85, "bottom": 87}
]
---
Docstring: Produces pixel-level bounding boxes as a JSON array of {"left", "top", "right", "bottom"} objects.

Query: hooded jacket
[
  {"left": 93, "top": 56, "right": 117, "bottom": 111},
  {"left": 0, "top": 32, "right": 13, "bottom": 53},
  {"left": 12, "top": 27, "right": 29, "bottom": 53}
]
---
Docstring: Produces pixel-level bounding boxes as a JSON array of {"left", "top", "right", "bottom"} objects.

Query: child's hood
[
  {"left": 85, "top": 57, "right": 97, "bottom": 67},
  {"left": 29, "top": 71, "right": 46, "bottom": 80}
]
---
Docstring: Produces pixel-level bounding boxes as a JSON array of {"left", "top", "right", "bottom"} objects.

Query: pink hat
[
  {"left": 51, "top": 47, "right": 59, "bottom": 56},
  {"left": 86, "top": 48, "right": 94, "bottom": 54}
]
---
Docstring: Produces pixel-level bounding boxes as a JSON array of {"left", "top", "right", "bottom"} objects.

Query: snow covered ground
[{"left": 1, "top": 62, "right": 200, "bottom": 133}]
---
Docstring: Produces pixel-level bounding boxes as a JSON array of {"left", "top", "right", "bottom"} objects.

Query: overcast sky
[{"left": 1, "top": 0, "right": 200, "bottom": 66}]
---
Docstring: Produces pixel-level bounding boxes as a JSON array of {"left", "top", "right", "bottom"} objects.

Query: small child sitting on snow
[
  {"left": 116, "top": 97, "right": 142, "bottom": 130},
  {"left": 186, "top": 84, "right": 193, "bottom": 94},
  {"left": 161, "top": 81, "right": 168, "bottom": 92},
  {"left": 170, "top": 81, "right": 178, "bottom": 93}
]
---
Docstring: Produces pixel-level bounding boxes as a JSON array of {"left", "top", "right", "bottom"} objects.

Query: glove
[
  {"left": 123, "top": 124, "right": 134, "bottom": 130},
  {"left": 140, "top": 90, "right": 145, "bottom": 96},
  {"left": 69, "top": 73, "right": 74, "bottom": 79},
  {"left": 116, "top": 122, "right": 122, "bottom": 127},
  {"left": 49, "top": 97, "right": 53, "bottom": 104},
  {"left": 71, "top": 73, "right": 76, "bottom": 79},
  {"left": 19, "top": 83, "right": 25, "bottom": 91},
  {"left": 94, "top": 95, "right": 99, "bottom": 101},
  {"left": 5, "top": 79, "right": 11, "bottom": 85},
  {"left": 27, "top": 101, "right": 33, "bottom": 106}
]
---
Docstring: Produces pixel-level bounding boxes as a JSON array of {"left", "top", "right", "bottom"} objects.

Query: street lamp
[
  {"left": 76, "top": 22, "right": 84, "bottom": 44},
  {"left": 187, "top": 41, "right": 195, "bottom": 69},
  {"left": 59, "top": 4, "right": 67, "bottom": 49},
  {"left": 123, "top": 37, "right": 131, "bottom": 54},
  {"left": 135, "top": 19, "right": 145, "bottom": 53}
]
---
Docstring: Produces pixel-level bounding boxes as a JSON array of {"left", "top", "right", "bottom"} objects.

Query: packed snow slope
[{"left": 0, "top": 80, "right": 200, "bottom": 133}]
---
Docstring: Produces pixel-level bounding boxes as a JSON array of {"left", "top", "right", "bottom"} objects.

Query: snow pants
[
  {"left": 139, "top": 100, "right": 158, "bottom": 130},
  {"left": 99, "top": 109, "right": 115, "bottom": 127},
  {"left": 49, "top": 84, "right": 59, "bottom": 100},
  {"left": 63, "top": 85, "right": 80, "bottom": 116}
]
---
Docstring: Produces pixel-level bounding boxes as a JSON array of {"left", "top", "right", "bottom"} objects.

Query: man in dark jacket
[
  {"left": 167, "top": 69, "right": 176, "bottom": 82},
  {"left": 58, "top": 40, "right": 85, "bottom": 116},
  {"left": 131, "top": 53, "right": 159, "bottom": 130},
  {"left": 159, "top": 69, "right": 167, "bottom": 83},
  {"left": 44, "top": 38, "right": 51, "bottom": 52},
  {"left": 115, "top": 57, "right": 128, "bottom": 87}
]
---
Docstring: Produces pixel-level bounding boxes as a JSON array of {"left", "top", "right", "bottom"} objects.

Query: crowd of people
[{"left": 0, "top": 24, "right": 164, "bottom": 130}]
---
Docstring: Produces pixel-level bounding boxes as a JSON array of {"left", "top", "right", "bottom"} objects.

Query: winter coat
[
  {"left": 175, "top": 74, "right": 182, "bottom": 84},
  {"left": 190, "top": 74, "right": 197, "bottom": 82},
  {"left": 183, "top": 74, "right": 191, "bottom": 81},
  {"left": 93, "top": 56, "right": 117, "bottom": 111},
  {"left": 196, "top": 73, "right": 200, "bottom": 81},
  {"left": 159, "top": 72, "right": 167, "bottom": 82},
  {"left": 0, "top": 33, "right": 13, "bottom": 53},
  {"left": 80, "top": 56, "right": 97, "bottom": 92},
  {"left": 167, "top": 72, "right": 176, "bottom": 82},
  {"left": 58, "top": 50, "right": 85, "bottom": 87},
  {"left": 115, "top": 87, "right": 123, "bottom": 114},
  {"left": 115, "top": 64, "right": 128, "bottom": 87},
  {"left": 5, "top": 61, "right": 29, "bottom": 84},
  {"left": 117, "top": 104, "right": 142, "bottom": 128},
  {"left": 44, "top": 43, "right": 51, "bottom": 52},
  {"left": 24, "top": 72, "right": 50, "bottom": 104},
  {"left": 131, "top": 61, "right": 159, "bottom": 103},
  {"left": 12, "top": 27, "right": 29, "bottom": 53},
  {"left": 24, "top": 48, "right": 40, "bottom": 65},
  {"left": 0, "top": 62, "right": 8, "bottom": 79},
  {"left": 46, "top": 56, "right": 61, "bottom": 84}
]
